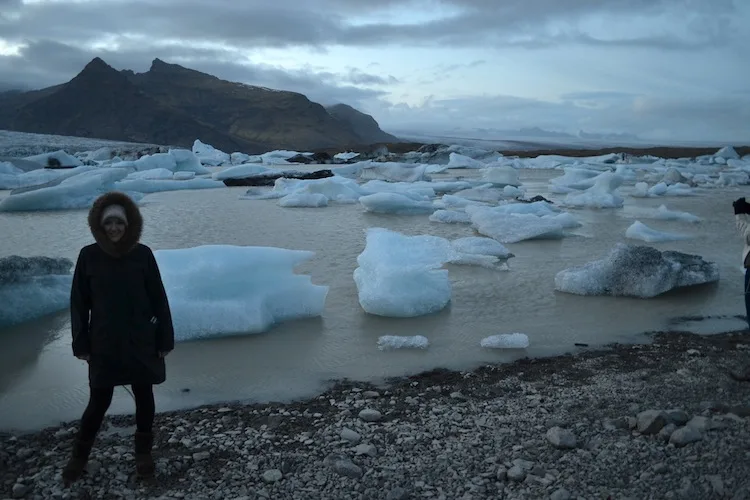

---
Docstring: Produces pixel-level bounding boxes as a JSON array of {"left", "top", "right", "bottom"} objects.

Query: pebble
[{"left": 358, "top": 409, "right": 382, "bottom": 422}]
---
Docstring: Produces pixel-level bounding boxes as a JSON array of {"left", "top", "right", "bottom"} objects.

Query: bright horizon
[{"left": 1, "top": 0, "right": 749, "bottom": 143}]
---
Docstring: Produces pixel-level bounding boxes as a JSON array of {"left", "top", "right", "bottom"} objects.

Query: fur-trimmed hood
[{"left": 88, "top": 191, "right": 143, "bottom": 258}]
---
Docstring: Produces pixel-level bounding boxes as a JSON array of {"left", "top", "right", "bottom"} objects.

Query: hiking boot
[
  {"left": 62, "top": 437, "right": 95, "bottom": 484},
  {"left": 730, "top": 365, "right": 750, "bottom": 381},
  {"left": 134, "top": 431, "right": 155, "bottom": 479}
]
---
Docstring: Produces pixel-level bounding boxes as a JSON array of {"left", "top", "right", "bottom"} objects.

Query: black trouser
[
  {"left": 745, "top": 269, "right": 750, "bottom": 330},
  {"left": 78, "top": 384, "right": 155, "bottom": 441}
]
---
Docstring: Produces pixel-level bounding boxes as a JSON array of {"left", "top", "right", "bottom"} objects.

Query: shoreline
[{"left": 4, "top": 328, "right": 750, "bottom": 499}]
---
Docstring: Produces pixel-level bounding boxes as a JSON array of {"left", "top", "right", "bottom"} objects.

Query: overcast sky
[{"left": 1, "top": 0, "right": 748, "bottom": 143}]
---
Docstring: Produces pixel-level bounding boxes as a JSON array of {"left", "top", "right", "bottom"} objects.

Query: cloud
[
  {"left": 376, "top": 92, "right": 750, "bottom": 142},
  {"left": 0, "top": 0, "right": 741, "bottom": 50}
]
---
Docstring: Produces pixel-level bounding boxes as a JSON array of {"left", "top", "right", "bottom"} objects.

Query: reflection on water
[{"left": 0, "top": 169, "right": 747, "bottom": 431}]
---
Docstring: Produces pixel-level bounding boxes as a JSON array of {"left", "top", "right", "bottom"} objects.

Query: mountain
[
  {"left": 0, "top": 58, "right": 399, "bottom": 153},
  {"left": 325, "top": 103, "right": 399, "bottom": 144}
]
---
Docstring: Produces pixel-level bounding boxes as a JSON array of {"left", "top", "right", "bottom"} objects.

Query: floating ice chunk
[
  {"left": 155, "top": 245, "right": 328, "bottom": 341},
  {"left": 173, "top": 171, "right": 196, "bottom": 181},
  {"left": 0, "top": 168, "right": 139, "bottom": 211},
  {"left": 554, "top": 243, "right": 719, "bottom": 298},
  {"left": 715, "top": 146, "right": 740, "bottom": 160},
  {"left": 563, "top": 172, "right": 624, "bottom": 208},
  {"left": 335, "top": 151, "right": 360, "bottom": 161},
  {"left": 452, "top": 187, "right": 506, "bottom": 204},
  {"left": 651, "top": 205, "right": 701, "bottom": 223},
  {"left": 480, "top": 333, "right": 529, "bottom": 349},
  {"left": 115, "top": 178, "right": 225, "bottom": 193},
  {"left": 353, "top": 228, "right": 455, "bottom": 317},
  {"left": 466, "top": 206, "right": 565, "bottom": 244},
  {"left": 493, "top": 201, "right": 559, "bottom": 217},
  {"left": 429, "top": 210, "right": 472, "bottom": 224},
  {"left": 169, "top": 149, "right": 211, "bottom": 174},
  {"left": 213, "top": 164, "right": 269, "bottom": 181},
  {"left": 24, "top": 150, "right": 82, "bottom": 167},
  {"left": 278, "top": 193, "right": 329, "bottom": 207},
  {"left": 614, "top": 165, "right": 638, "bottom": 181},
  {"left": 451, "top": 237, "right": 513, "bottom": 258},
  {"left": 438, "top": 194, "right": 490, "bottom": 209},
  {"left": 717, "top": 172, "right": 750, "bottom": 186},
  {"left": 543, "top": 212, "right": 582, "bottom": 229},
  {"left": 126, "top": 168, "right": 174, "bottom": 180},
  {"left": 625, "top": 221, "right": 692, "bottom": 243},
  {"left": 230, "top": 152, "right": 263, "bottom": 165},
  {"left": 131, "top": 152, "right": 176, "bottom": 172},
  {"left": 240, "top": 188, "right": 286, "bottom": 200},
  {"left": 481, "top": 164, "right": 521, "bottom": 187},
  {"left": 360, "top": 180, "right": 435, "bottom": 200},
  {"left": 448, "top": 153, "right": 486, "bottom": 169},
  {"left": 0, "top": 162, "right": 23, "bottom": 175},
  {"left": 503, "top": 185, "right": 524, "bottom": 197},
  {"left": 0, "top": 256, "right": 74, "bottom": 328},
  {"left": 275, "top": 176, "right": 364, "bottom": 204},
  {"left": 359, "top": 192, "right": 435, "bottom": 214},
  {"left": 414, "top": 181, "right": 472, "bottom": 194},
  {"left": 358, "top": 162, "right": 429, "bottom": 183},
  {"left": 377, "top": 335, "right": 429, "bottom": 350},
  {"left": 0, "top": 164, "right": 98, "bottom": 190},
  {"left": 550, "top": 167, "right": 603, "bottom": 190},
  {"left": 192, "top": 139, "right": 230, "bottom": 166}
]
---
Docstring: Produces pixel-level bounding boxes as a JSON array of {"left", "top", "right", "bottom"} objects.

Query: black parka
[{"left": 70, "top": 191, "right": 175, "bottom": 388}]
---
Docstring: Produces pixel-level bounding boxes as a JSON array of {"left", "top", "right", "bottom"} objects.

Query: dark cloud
[{"left": 0, "top": 0, "right": 741, "bottom": 50}]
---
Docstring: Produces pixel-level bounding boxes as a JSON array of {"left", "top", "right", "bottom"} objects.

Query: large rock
[
  {"left": 221, "top": 169, "right": 334, "bottom": 187},
  {"left": 554, "top": 243, "right": 719, "bottom": 298},
  {"left": 0, "top": 255, "right": 73, "bottom": 285}
]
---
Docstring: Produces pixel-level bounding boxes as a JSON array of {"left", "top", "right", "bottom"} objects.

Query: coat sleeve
[
  {"left": 737, "top": 214, "right": 750, "bottom": 246},
  {"left": 70, "top": 248, "right": 92, "bottom": 357},
  {"left": 145, "top": 248, "right": 175, "bottom": 353}
]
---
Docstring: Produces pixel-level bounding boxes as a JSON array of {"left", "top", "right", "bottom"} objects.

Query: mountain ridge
[{"left": 0, "top": 58, "right": 399, "bottom": 153}]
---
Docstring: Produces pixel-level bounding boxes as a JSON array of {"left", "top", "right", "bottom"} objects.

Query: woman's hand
[
  {"left": 76, "top": 354, "right": 90, "bottom": 361},
  {"left": 158, "top": 351, "right": 171, "bottom": 358}
]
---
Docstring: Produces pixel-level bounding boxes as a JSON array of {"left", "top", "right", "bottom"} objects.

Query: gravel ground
[{"left": 4, "top": 330, "right": 750, "bottom": 500}]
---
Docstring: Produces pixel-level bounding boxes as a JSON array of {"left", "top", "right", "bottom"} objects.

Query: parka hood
[{"left": 88, "top": 191, "right": 143, "bottom": 258}]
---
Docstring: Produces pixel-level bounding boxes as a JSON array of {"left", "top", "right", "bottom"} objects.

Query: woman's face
[{"left": 103, "top": 218, "right": 126, "bottom": 242}]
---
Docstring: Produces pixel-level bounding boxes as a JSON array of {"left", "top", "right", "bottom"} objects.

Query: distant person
[
  {"left": 731, "top": 196, "right": 750, "bottom": 381},
  {"left": 62, "top": 191, "right": 175, "bottom": 484}
]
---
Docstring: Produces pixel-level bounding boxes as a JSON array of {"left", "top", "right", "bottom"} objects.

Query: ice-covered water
[{"left": 0, "top": 163, "right": 748, "bottom": 431}]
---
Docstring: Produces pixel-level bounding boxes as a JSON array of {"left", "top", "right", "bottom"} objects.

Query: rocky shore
[{"left": 3, "top": 330, "right": 750, "bottom": 500}]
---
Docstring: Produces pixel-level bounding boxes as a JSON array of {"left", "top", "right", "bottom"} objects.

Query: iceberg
[
  {"left": 480, "top": 333, "right": 529, "bottom": 349},
  {"left": 625, "top": 221, "right": 692, "bottom": 243},
  {"left": 466, "top": 205, "right": 565, "bottom": 244},
  {"left": 192, "top": 139, "right": 230, "bottom": 166},
  {"left": 377, "top": 335, "right": 430, "bottom": 350},
  {"left": 554, "top": 243, "right": 719, "bottom": 298},
  {"left": 451, "top": 237, "right": 513, "bottom": 259},
  {"left": 0, "top": 168, "right": 141, "bottom": 212},
  {"left": 429, "top": 209, "right": 472, "bottom": 224},
  {"left": 154, "top": 245, "right": 329, "bottom": 341},
  {"left": 0, "top": 256, "right": 74, "bottom": 328},
  {"left": 562, "top": 172, "right": 625, "bottom": 209},
  {"left": 359, "top": 192, "right": 436, "bottom": 215},
  {"left": 114, "top": 178, "right": 225, "bottom": 193},
  {"left": 353, "top": 228, "right": 455, "bottom": 317},
  {"left": 278, "top": 193, "right": 329, "bottom": 208}
]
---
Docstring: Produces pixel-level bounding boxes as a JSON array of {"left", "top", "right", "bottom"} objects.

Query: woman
[
  {"left": 63, "top": 191, "right": 175, "bottom": 483},
  {"left": 731, "top": 196, "right": 750, "bottom": 381}
]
